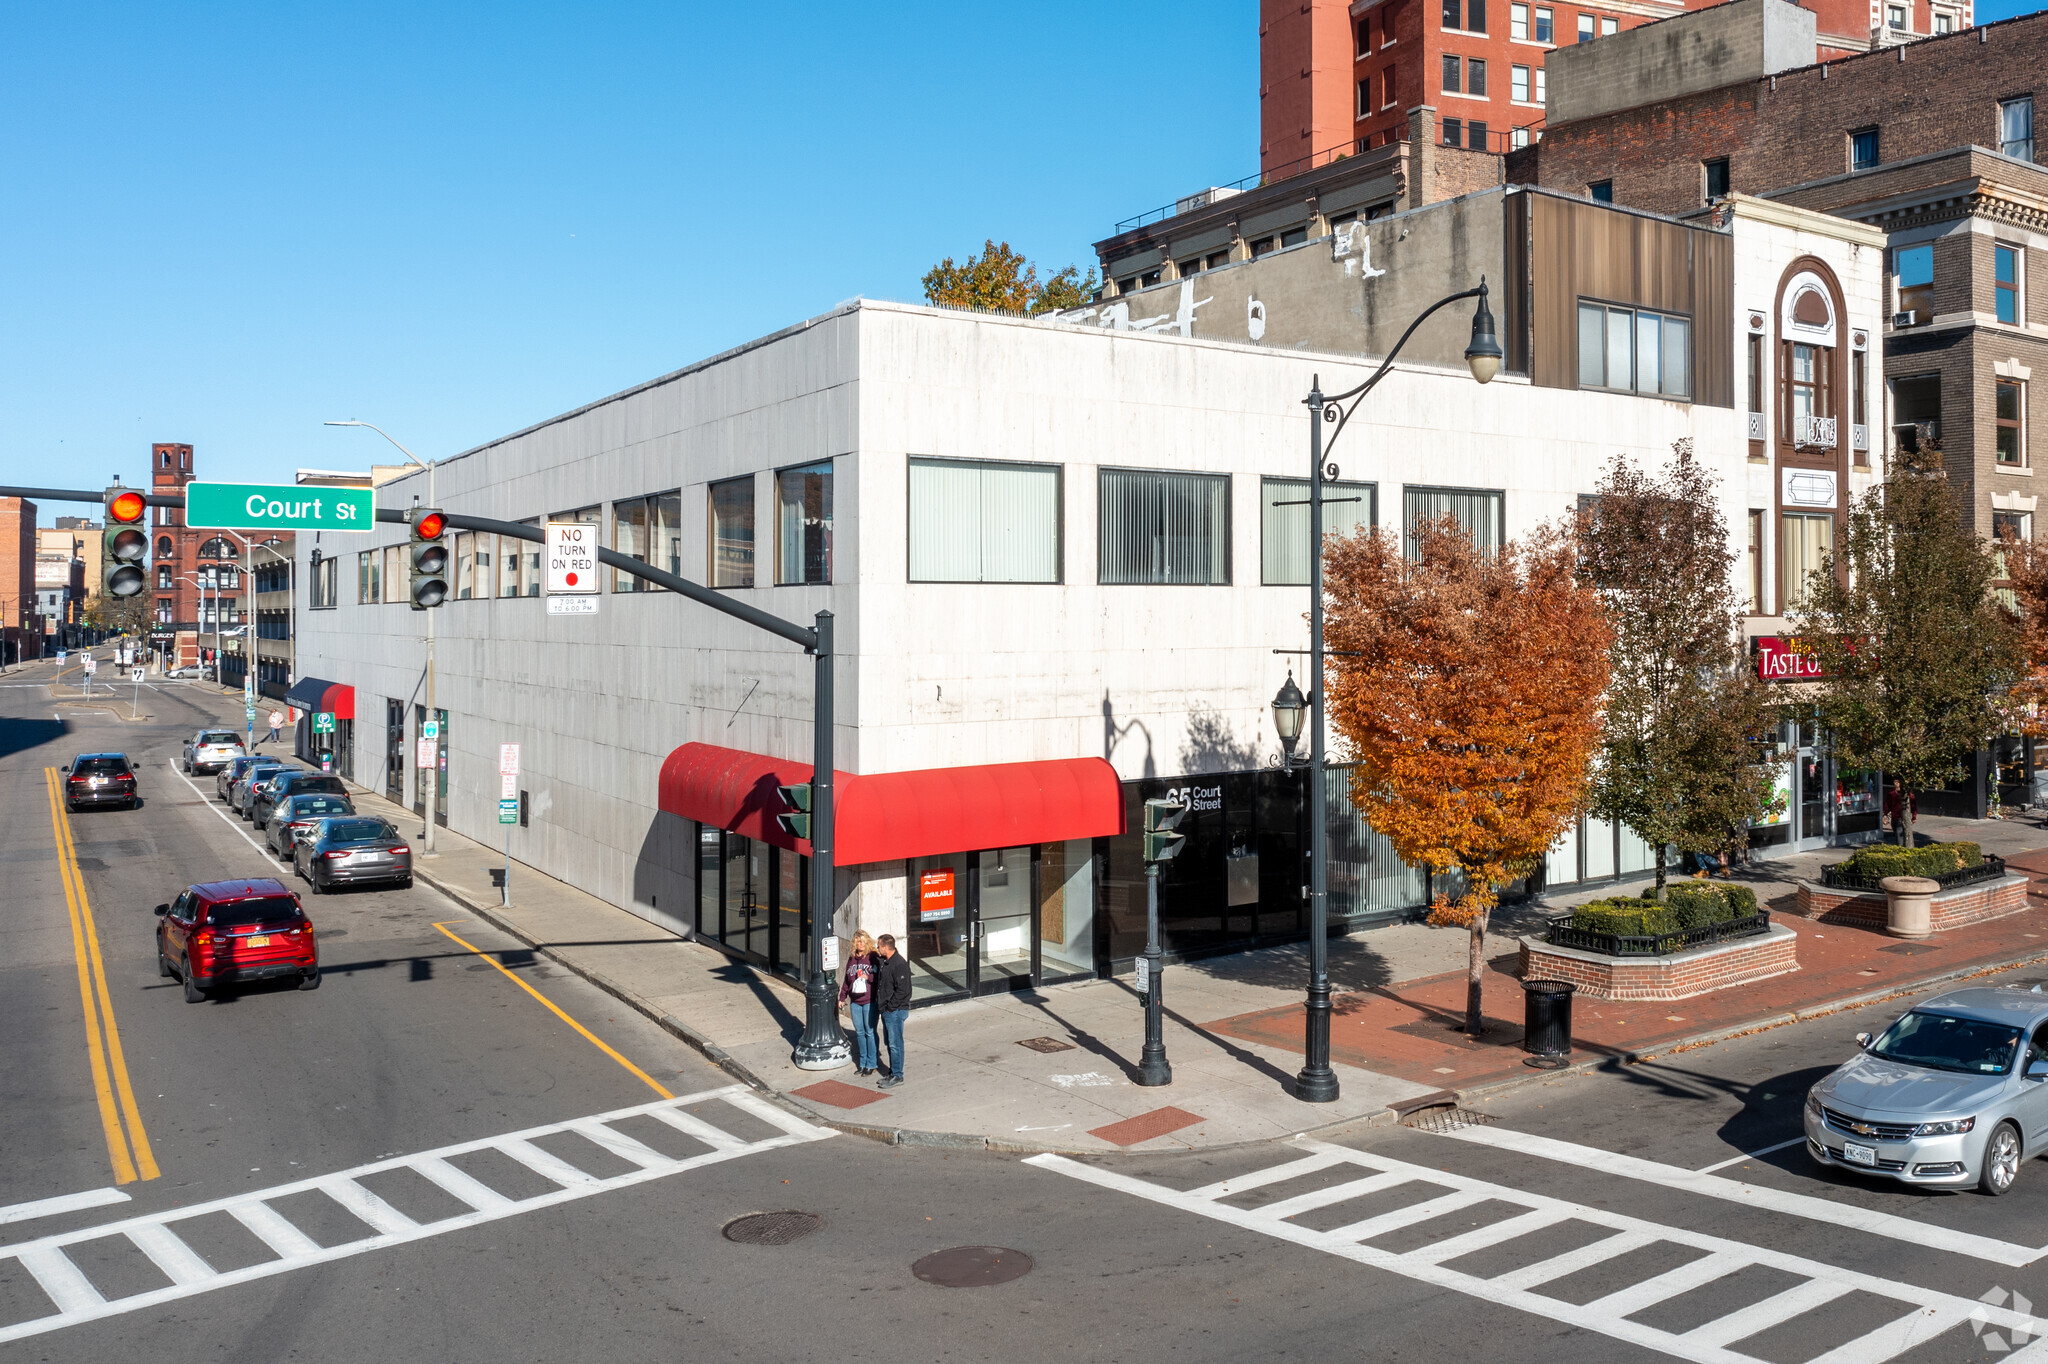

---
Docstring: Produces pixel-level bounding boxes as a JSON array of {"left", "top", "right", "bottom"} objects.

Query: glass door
[{"left": 972, "top": 846, "right": 1035, "bottom": 994}]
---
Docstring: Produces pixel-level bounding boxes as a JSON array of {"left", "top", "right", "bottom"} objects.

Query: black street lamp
[{"left": 1279, "top": 279, "right": 1500, "bottom": 1105}]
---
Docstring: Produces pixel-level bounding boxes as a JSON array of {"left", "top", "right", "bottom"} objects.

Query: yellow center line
[
  {"left": 431, "top": 921, "right": 673, "bottom": 1100},
  {"left": 56, "top": 778, "right": 160, "bottom": 1181},
  {"left": 44, "top": 769, "right": 137, "bottom": 1183}
]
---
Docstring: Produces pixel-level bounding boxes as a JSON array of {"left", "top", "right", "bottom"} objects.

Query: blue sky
[
  {"left": 0, "top": 1, "right": 1253, "bottom": 492},
  {"left": 3, "top": 2, "right": 2040, "bottom": 498}
]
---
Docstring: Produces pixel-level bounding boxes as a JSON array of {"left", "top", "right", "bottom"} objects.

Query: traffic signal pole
[{"left": 4, "top": 486, "right": 849, "bottom": 1070}]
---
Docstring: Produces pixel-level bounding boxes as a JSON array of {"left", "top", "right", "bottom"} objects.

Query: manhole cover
[
  {"left": 1015, "top": 1036, "right": 1076, "bottom": 1054},
  {"left": 1400, "top": 1105, "right": 1498, "bottom": 1133},
  {"left": 912, "top": 1246, "right": 1034, "bottom": 1288},
  {"left": 722, "top": 1211, "right": 823, "bottom": 1245}
]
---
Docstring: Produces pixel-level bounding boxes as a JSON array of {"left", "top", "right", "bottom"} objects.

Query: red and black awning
[{"left": 282, "top": 676, "right": 354, "bottom": 721}]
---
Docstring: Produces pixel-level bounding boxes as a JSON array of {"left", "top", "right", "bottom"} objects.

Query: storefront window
[
  {"left": 908, "top": 852, "right": 970, "bottom": 1001},
  {"left": 1039, "top": 840, "right": 1096, "bottom": 977},
  {"left": 1326, "top": 765, "right": 1426, "bottom": 923},
  {"left": 979, "top": 848, "right": 1034, "bottom": 984},
  {"left": 776, "top": 842, "right": 805, "bottom": 979},
  {"left": 724, "top": 833, "right": 768, "bottom": 960}
]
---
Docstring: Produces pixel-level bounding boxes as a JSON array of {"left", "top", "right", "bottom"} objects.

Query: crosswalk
[
  {"left": 0, "top": 1085, "right": 832, "bottom": 1344},
  {"left": 1028, "top": 1139, "right": 2048, "bottom": 1364}
]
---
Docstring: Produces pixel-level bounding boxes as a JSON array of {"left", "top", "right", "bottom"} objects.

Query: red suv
[{"left": 155, "top": 879, "right": 321, "bottom": 1002}]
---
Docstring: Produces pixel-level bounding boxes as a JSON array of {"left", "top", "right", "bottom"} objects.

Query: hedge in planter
[
  {"left": 1837, "top": 841, "right": 1983, "bottom": 883},
  {"left": 1569, "top": 882, "right": 1758, "bottom": 936}
]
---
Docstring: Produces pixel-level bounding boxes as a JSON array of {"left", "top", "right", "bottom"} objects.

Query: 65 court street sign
[{"left": 185, "top": 482, "right": 374, "bottom": 532}]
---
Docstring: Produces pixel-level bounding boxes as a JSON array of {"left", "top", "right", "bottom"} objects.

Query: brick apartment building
[
  {"left": 1510, "top": 0, "right": 2046, "bottom": 540},
  {"left": 1259, "top": 0, "right": 1966, "bottom": 175},
  {"left": 147, "top": 441, "right": 273, "bottom": 670}
]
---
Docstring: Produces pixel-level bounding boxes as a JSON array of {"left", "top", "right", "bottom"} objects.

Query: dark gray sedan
[
  {"left": 293, "top": 816, "right": 412, "bottom": 893},
  {"left": 218, "top": 754, "right": 279, "bottom": 803},
  {"left": 230, "top": 761, "right": 293, "bottom": 815},
  {"left": 265, "top": 792, "right": 357, "bottom": 857},
  {"left": 251, "top": 770, "right": 348, "bottom": 830}
]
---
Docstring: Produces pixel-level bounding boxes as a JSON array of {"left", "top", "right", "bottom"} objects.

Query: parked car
[
  {"left": 164, "top": 664, "right": 211, "bottom": 680},
  {"left": 265, "top": 792, "right": 356, "bottom": 857},
  {"left": 218, "top": 754, "right": 278, "bottom": 803},
  {"left": 1805, "top": 986, "right": 2048, "bottom": 1195},
  {"left": 295, "top": 816, "right": 412, "bottom": 893},
  {"left": 62, "top": 753, "right": 138, "bottom": 812},
  {"left": 155, "top": 878, "right": 319, "bottom": 1001},
  {"left": 181, "top": 728, "right": 246, "bottom": 775},
  {"left": 251, "top": 771, "right": 348, "bottom": 830},
  {"left": 231, "top": 762, "right": 295, "bottom": 817}
]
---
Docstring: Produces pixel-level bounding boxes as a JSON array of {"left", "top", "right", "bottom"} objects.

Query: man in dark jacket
[{"left": 873, "top": 933, "right": 912, "bottom": 1088}]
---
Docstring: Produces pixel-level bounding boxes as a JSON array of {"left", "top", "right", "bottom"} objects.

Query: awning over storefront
[
  {"left": 657, "top": 742, "right": 1125, "bottom": 865},
  {"left": 283, "top": 676, "right": 354, "bottom": 721}
]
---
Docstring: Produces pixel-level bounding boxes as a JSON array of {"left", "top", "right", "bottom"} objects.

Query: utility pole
[{"left": 1137, "top": 796, "right": 1189, "bottom": 1086}]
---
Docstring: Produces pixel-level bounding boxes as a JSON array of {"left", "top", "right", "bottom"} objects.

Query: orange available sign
[{"left": 918, "top": 869, "right": 956, "bottom": 922}]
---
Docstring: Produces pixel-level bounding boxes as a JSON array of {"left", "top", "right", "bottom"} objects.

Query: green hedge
[
  {"left": 1838, "top": 841, "right": 1983, "bottom": 883},
  {"left": 1569, "top": 882, "right": 1760, "bottom": 937}
]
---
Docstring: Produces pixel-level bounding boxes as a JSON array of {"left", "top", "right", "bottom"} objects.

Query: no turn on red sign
[{"left": 546, "top": 522, "right": 598, "bottom": 594}]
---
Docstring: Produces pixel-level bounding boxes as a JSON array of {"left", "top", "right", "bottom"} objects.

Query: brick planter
[
  {"left": 1518, "top": 924, "right": 1799, "bottom": 1001},
  {"left": 1792, "top": 874, "right": 2029, "bottom": 931}
]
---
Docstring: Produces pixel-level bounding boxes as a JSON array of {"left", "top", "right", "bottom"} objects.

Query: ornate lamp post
[{"left": 1278, "top": 280, "right": 1501, "bottom": 1104}]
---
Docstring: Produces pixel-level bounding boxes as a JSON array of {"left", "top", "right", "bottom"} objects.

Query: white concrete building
[{"left": 295, "top": 185, "right": 1883, "bottom": 1006}]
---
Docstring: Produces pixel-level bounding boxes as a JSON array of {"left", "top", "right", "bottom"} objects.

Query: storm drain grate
[
  {"left": 1400, "top": 1105, "right": 1498, "bottom": 1133},
  {"left": 722, "top": 1211, "right": 823, "bottom": 1245},
  {"left": 1015, "top": 1036, "right": 1077, "bottom": 1054},
  {"left": 912, "top": 1246, "right": 1034, "bottom": 1287}
]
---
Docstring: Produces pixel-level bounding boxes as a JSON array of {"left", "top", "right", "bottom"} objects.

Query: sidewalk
[{"left": 221, "top": 682, "right": 2048, "bottom": 1155}]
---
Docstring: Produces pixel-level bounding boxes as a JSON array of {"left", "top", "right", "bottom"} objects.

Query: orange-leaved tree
[{"left": 1325, "top": 516, "right": 1611, "bottom": 1036}]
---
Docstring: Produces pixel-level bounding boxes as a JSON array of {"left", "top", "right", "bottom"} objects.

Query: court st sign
[{"left": 186, "top": 482, "right": 374, "bottom": 533}]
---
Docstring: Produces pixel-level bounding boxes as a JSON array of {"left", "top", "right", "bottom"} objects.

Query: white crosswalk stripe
[
  {"left": 0, "top": 1085, "right": 832, "bottom": 1345},
  {"left": 1027, "top": 1138, "right": 2046, "bottom": 1364}
]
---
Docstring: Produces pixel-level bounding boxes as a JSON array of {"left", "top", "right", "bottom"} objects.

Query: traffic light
[
  {"left": 102, "top": 487, "right": 148, "bottom": 599},
  {"left": 775, "top": 783, "right": 812, "bottom": 839},
  {"left": 408, "top": 507, "right": 449, "bottom": 609},
  {"left": 1143, "top": 797, "right": 1189, "bottom": 863}
]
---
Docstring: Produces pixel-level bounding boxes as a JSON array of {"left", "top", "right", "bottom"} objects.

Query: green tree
[
  {"left": 1793, "top": 448, "right": 2022, "bottom": 849},
  {"left": 921, "top": 240, "right": 1098, "bottom": 315},
  {"left": 83, "top": 590, "right": 148, "bottom": 635},
  {"left": 1577, "top": 440, "right": 1781, "bottom": 896}
]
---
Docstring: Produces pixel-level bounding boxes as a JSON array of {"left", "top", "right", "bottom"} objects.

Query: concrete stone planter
[
  {"left": 1792, "top": 874, "right": 2028, "bottom": 932},
  {"left": 1879, "top": 875, "right": 1938, "bottom": 939},
  {"left": 1518, "top": 923, "right": 1799, "bottom": 1001}
]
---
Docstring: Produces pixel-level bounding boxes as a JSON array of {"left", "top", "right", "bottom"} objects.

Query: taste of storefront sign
[{"left": 1754, "top": 636, "right": 1831, "bottom": 682}]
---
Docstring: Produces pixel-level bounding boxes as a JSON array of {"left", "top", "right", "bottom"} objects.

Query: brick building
[
  {"left": 1511, "top": 0, "right": 2046, "bottom": 540},
  {"left": 0, "top": 497, "right": 42, "bottom": 664},
  {"left": 147, "top": 442, "right": 251, "bottom": 670}
]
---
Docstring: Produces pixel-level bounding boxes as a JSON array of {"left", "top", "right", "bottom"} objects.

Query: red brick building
[
  {"left": 1261, "top": 0, "right": 1974, "bottom": 174},
  {"left": 148, "top": 442, "right": 250, "bottom": 669},
  {"left": 0, "top": 497, "right": 43, "bottom": 664}
]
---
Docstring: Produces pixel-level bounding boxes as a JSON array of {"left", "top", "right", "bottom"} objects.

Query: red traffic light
[
  {"left": 414, "top": 510, "right": 446, "bottom": 540},
  {"left": 107, "top": 490, "right": 146, "bottom": 523}
]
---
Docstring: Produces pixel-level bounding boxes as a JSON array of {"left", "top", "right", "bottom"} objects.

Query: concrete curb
[{"left": 1454, "top": 948, "right": 2048, "bottom": 1106}]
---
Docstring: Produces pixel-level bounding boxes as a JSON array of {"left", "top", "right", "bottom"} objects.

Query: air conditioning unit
[{"left": 1893, "top": 310, "right": 1919, "bottom": 327}]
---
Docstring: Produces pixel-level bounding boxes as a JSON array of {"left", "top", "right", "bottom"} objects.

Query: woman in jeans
[{"left": 838, "top": 930, "right": 881, "bottom": 1076}]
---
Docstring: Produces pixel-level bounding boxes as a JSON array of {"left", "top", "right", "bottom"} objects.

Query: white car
[{"left": 181, "top": 728, "right": 247, "bottom": 775}]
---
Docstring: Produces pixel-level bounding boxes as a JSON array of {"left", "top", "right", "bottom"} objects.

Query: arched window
[
  {"left": 1778, "top": 273, "right": 1839, "bottom": 448},
  {"left": 156, "top": 535, "right": 175, "bottom": 560}
]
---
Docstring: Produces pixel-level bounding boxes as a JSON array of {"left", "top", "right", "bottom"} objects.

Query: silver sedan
[{"left": 1805, "top": 986, "right": 2048, "bottom": 1195}]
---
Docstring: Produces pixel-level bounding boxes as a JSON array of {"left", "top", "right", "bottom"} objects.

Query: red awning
[
  {"left": 283, "top": 676, "right": 354, "bottom": 721},
  {"left": 657, "top": 742, "right": 1125, "bottom": 865}
]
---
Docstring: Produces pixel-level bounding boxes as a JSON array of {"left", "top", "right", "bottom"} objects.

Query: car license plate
[
  {"left": 1844, "top": 1141, "right": 1877, "bottom": 1166},
  {"left": 363, "top": 852, "right": 386, "bottom": 861},
  {"left": 246, "top": 935, "right": 271, "bottom": 948}
]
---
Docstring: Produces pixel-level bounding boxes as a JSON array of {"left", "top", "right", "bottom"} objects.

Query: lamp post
[
  {"left": 1277, "top": 279, "right": 1501, "bottom": 1105},
  {"left": 328, "top": 419, "right": 436, "bottom": 852}
]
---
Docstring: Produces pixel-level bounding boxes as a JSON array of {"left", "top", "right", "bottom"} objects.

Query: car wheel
[
  {"left": 182, "top": 969, "right": 206, "bottom": 1004},
  {"left": 157, "top": 944, "right": 174, "bottom": 979},
  {"left": 1981, "top": 1121, "right": 2023, "bottom": 1196},
  {"left": 298, "top": 968, "right": 321, "bottom": 991},
  {"left": 310, "top": 869, "right": 325, "bottom": 895}
]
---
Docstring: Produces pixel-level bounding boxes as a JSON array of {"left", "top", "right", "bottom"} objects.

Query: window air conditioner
[{"left": 1893, "top": 310, "right": 1918, "bottom": 327}]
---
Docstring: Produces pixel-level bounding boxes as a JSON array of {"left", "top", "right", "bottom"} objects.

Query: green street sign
[
  {"left": 186, "top": 481, "right": 375, "bottom": 533},
  {"left": 498, "top": 799, "right": 519, "bottom": 825},
  {"left": 313, "top": 712, "right": 335, "bottom": 734}
]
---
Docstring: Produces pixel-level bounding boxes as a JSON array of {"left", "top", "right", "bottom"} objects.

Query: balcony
[{"left": 1793, "top": 415, "right": 1837, "bottom": 450}]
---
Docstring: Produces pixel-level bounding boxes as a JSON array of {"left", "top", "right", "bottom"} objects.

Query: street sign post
[
  {"left": 498, "top": 799, "right": 518, "bottom": 824},
  {"left": 416, "top": 737, "right": 437, "bottom": 769},
  {"left": 546, "top": 522, "right": 598, "bottom": 594},
  {"left": 496, "top": 742, "right": 521, "bottom": 902},
  {"left": 185, "top": 482, "right": 374, "bottom": 533},
  {"left": 422, "top": 719, "right": 439, "bottom": 741}
]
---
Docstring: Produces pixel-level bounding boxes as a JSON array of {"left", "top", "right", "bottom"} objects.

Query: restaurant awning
[
  {"left": 282, "top": 676, "right": 355, "bottom": 721},
  {"left": 657, "top": 742, "right": 1125, "bottom": 865}
]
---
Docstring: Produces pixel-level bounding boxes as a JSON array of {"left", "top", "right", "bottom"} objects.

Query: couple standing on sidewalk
[{"left": 839, "top": 931, "right": 911, "bottom": 1088}]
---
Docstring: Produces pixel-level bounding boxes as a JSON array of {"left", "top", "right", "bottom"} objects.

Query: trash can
[{"left": 1522, "top": 978, "right": 1576, "bottom": 1066}]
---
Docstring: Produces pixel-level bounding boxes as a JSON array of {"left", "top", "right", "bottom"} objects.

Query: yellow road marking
[
  {"left": 44, "top": 768, "right": 159, "bottom": 1182},
  {"left": 431, "top": 921, "right": 673, "bottom": 1099}
]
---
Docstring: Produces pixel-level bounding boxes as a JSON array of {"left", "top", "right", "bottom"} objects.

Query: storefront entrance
[
  {"left": 1750, "top": 713, "right": 1880, "bottom": 854},
  {"left": 906, "top": 842, "right": 1097, "bottom": 1004},
  {"left": 693, "top": 825, "right": 809, "bottom": 982}
]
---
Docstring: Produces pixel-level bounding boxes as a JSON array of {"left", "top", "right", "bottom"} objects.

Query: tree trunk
[
  {"left": 1653, "top": 845, "right": 1667, "bottom": 900},
  {"left": 1465, "top": 911, "right": 1487, "bottom": 1037},
  {"left": 1903, "top": 788, "right": 1916, "bottom": 850}
]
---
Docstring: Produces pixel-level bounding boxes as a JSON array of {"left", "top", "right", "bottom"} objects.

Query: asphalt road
[{"left": 6, "top": 648, "right": 2048, "bottom": 1363}]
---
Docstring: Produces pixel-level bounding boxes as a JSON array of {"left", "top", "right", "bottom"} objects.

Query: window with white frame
[
  {"left": 1534, "top": 5, "right": 1552, "bottom": 40},
  {"left": 1099, "top": 468, "right": 1230, "bottom": 585},
  {"left": 1577, "top": 301, "right": 1692, "bottom": 397},
  {"left": 1511, "top": 64, "right": 1529, "bottom": 102},
  {"left": 1998, "top": 379, "right": 2027, "bottom": 467},
  {"left": 1261, "top": 477, "right": 1376, "bottom": 585},
  {"left": 1511, "top": 2, "right": 1528, "bottom": 37},
  {"left": 908, "top": 458, "right": 1061, "bottom": 583}
]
